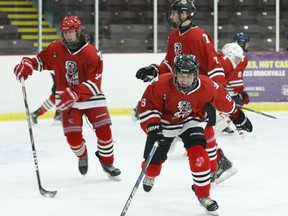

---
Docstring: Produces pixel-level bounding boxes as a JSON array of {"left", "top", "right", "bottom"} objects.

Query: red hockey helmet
[{"left": 60, "top": 16, "right": 82, "bottom": 31}]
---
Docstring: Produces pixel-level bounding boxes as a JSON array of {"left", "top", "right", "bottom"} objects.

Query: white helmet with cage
[{"left": 222, "top": 43, "right": 244, "bottom": 68}]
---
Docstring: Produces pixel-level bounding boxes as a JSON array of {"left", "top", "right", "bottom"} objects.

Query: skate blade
[
  {"left": 204, "top": 209, "right": 219, "bottom": 216},
  {"left": 106, "top": 173, "right": 121, "bottom": 181},
  {"left": 199, "top": 203, "right": 219, "bottom": 216},
  {"left": 216, "top": 167, "right": 238, "bottom": 184}
]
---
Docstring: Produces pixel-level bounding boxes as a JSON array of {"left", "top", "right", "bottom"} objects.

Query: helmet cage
[
  {"left": 60, "top": 16, "right": 82, "bottom": 49},
  {"left": 222, "top": 43, "right": 244, "bottom": 68},
  {"left": 173, "top": 54, "right": 199, "bottom": 94}
]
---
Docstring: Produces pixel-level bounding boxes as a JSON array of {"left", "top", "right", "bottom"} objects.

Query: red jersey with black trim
[
  {"left": 139, "top": 73, "right": 237, "bottom": 133},
  {"left": 158, "top": 25, "right": 225, "bottom": 85},
  {"left": 225, "top": 56, "right": 248, "bottom": 96},
  {"left": 34, "top": 40, "right": 105, "bottom": 109}
]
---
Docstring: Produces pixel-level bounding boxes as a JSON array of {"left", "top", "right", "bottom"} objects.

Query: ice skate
[
  {"left": 216, "top": 149, "right": 238, "bottom": 184},
  {"left": 31, "top": 108, "right": 41, "bottom": 124},
  {"left": 191, "top": 184, "right": 219, "bottom": 215},
  {"left": 222, "top": 126, "right": 234, "bottom": 134},
  {"left": 53, "top": 109, "right": 61, "bottom": 123},
  {"left": 198, "top": 197, "right": 219, "bottom": 216},
  {"left": 143, "top": 176, "right": 155, "bottom": 192},
  {"left": 78, "top": 155, "right": 88, "bottom": 175},
  {"left": 130, "top": 108, "right": 139, "bottom": 122},
  {"left": 95, "top": 151, "right": 121, "bottom": 181}
]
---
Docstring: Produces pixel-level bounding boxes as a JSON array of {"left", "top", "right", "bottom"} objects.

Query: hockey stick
[
  {"left": 237, "top": 105, "right": 277, "bottom": 119},
  {"left": 120, "top": 141, "right": 159, "bottom": 216},
  {"left": 20, "top": 78, "right": 57, "bottom": 198}
]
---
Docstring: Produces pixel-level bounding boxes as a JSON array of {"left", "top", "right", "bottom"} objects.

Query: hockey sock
[
  {"left": 66, "top": 132, "right": 87, "bottom": 158},
  {"left": 217, "top": 147, "right": 222, "bottom": 162},
  {"left": 95, "top": 126, "right": 114, "bottom": 165},
  {"left": 38, "top": 94, "right": 56, "bottom": 115},
  {"left": 187, "top": 145, "right": 211, "bottom": 198},
  {"left": 204, "top": 126, "right": 217, "bottom": 173},
  {"left": 142, "top": 162, "right": 163, "bottom": 178}
]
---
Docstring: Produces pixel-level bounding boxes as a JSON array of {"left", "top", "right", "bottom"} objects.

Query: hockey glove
[
  {"left": 231, "top": 109, "right": 253, "bottom": 132},
  {"left": 57, "top": 87, "right": 79, "bottom": 111},
  {"left": 136, "top": 64, "right": 159, "bottom": 82},
  {"left": 14, "top": 57, "right": 34, "bottom": 80},
  {"left": 147, "top": 123, "right": 166, "bottom": 147},
  {"left": 239, "top": 90, "right": 250, "bottom": 105}
]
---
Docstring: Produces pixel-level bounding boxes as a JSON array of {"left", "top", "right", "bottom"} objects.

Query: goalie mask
[
  {"left": 222, "top": 43, "right": 244, "bottom": 68},
  {"left": 174, "top": 54, "right": 199, "bottom": 94},
  {"left": 168, "top": 0, "right": 196, "bottom": 28},
  {"left": 60, "top": 15, "right": 82, "bottom": 50}
]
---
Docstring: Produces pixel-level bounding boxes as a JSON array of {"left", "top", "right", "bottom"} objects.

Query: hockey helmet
[
  {"left": 222, "top": 43, "right": 244, "bottom": 68},
  {"left": 174, "top": 54, "right": 199, "bottom": 94},
  {"left": 60, "top": 16, "right": 82, "bottom": 31},
  {"left": 168, "top": 0, "right": 196, "bottom": 28},
  {"left": 232, "top": 32, "right": 250, "bottom": 52}
]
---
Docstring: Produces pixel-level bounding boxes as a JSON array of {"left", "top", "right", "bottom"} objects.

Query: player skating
[
  {"left": 13, "top": 15, "right": 121, "bottom": 180},
  {"left": 135, "top": 0, "right": 235, "bottom": 185},
  {"left": 139, "top": 54, "right": 253, "bottom": 215}
]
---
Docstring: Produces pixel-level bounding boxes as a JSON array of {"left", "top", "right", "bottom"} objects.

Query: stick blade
[{"left": 40, "top": 188, "right": 57, "bottom": 198}]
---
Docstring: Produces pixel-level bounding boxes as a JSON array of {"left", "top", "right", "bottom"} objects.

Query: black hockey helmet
[
  {"left": 174, "top": 54, "right": 199, "bottom": 94},
  {"left": 168, "top": 0, "right": 196, "bottom": 28},
  {"left": 232, "top": 32, "right": 250, "bottom": 52}
]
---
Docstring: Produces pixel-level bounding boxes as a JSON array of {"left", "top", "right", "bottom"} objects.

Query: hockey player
[
  {"left": 213, "top": 34, "right": 251, "bottom": 183},
  {"left": 228, "top": 32, "right": 250, "bottom": 106},
  {"left": 31, "top": 73, "right": 61, "bottom": 124},
  {"left": 13, "top": 15, "right": 121, "bottom": 180},
  {"left": 136, "top": 0, "right": 228, "bottom": 184},
  {"left": 139, "top": 54, "right": 253, "bottom": 216}
]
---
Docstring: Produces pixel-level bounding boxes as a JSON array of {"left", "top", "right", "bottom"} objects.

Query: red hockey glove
[
  {"left": 58, "top": 87, "right": 79, "bottom": 111},
  {"left": 14, "top": 57, "right": 34, "bottom": 80},
  {"left": 230, "top": 109, "right": 253, "bottom": 132},
  {"left": 147, "top": 123, "right": 167, "bottom": 147},
  {"left": 239, "top": 89, "right": 250, "bottom": 105},
  {"left": 136, "top": 64, "right": 159, "bottom": 82}
]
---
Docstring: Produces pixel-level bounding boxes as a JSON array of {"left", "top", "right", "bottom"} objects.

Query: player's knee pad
[
  {"left": 66, "top": 132, "right": 83, "bottom": 146},
  {"left": 143, "top": 137, "right": 172, "bottom": 165},
  {"left": 142, "top": 162, "right": 163, "bottom": 178},
  {"left": 95, "top": 125, "right": 112, "bottom": 141},
  {"left": 180, "top": 127, "right": 206, "bottom": 148},
  {"left": 187, "top": 145, "right": 210, "bottom": 173}
]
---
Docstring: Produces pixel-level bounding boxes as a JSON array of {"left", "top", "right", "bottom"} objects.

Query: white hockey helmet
[{"left": 222, "top": 43, "right": 244, "bottom": 68}]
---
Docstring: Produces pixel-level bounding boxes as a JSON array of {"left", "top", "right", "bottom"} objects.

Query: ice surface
[{"left": 0, "top": 112, "right": 288, "bottom": 216}]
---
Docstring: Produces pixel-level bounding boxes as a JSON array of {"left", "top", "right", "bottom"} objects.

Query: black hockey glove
[
  {"left": 231, "top": 109, "right": 253, "bottom": 132},
  {"left": 239, "top": 90, "right": 250, "bottom": 105},
  {"left": 136, "top": 64, "right": 159, "bottom": 82},
  {"left": 146, "top": 123, "right": 166, "bottom": 147}
]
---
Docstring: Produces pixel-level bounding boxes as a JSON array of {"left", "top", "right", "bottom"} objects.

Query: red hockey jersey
[
  {"left": 34, "top": 40, "right": 106, "bottom": 110},
  {"left": 158, "top": 26, "right": 225, "bottom": 84},
  {"left": 139, "top": 73, "right": 237, "bottom": 135},
  {"left": 225, "top": 56, "right": 248, "bottom": 96}
]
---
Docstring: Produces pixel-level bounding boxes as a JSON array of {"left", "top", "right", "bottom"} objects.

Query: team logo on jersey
[
  {"left": 65, "top": 60, "right": 80, "bottom": 86},
  {"left": 173, "top": 101, "right": 192, "bottom": 119},
  {"left": 174, "top": 42, "right": 182, "bottom": 56}
]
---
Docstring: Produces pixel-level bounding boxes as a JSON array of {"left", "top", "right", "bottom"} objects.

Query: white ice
[{"left": 1, "top": 112, "right": 288, "bottom": 216}]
